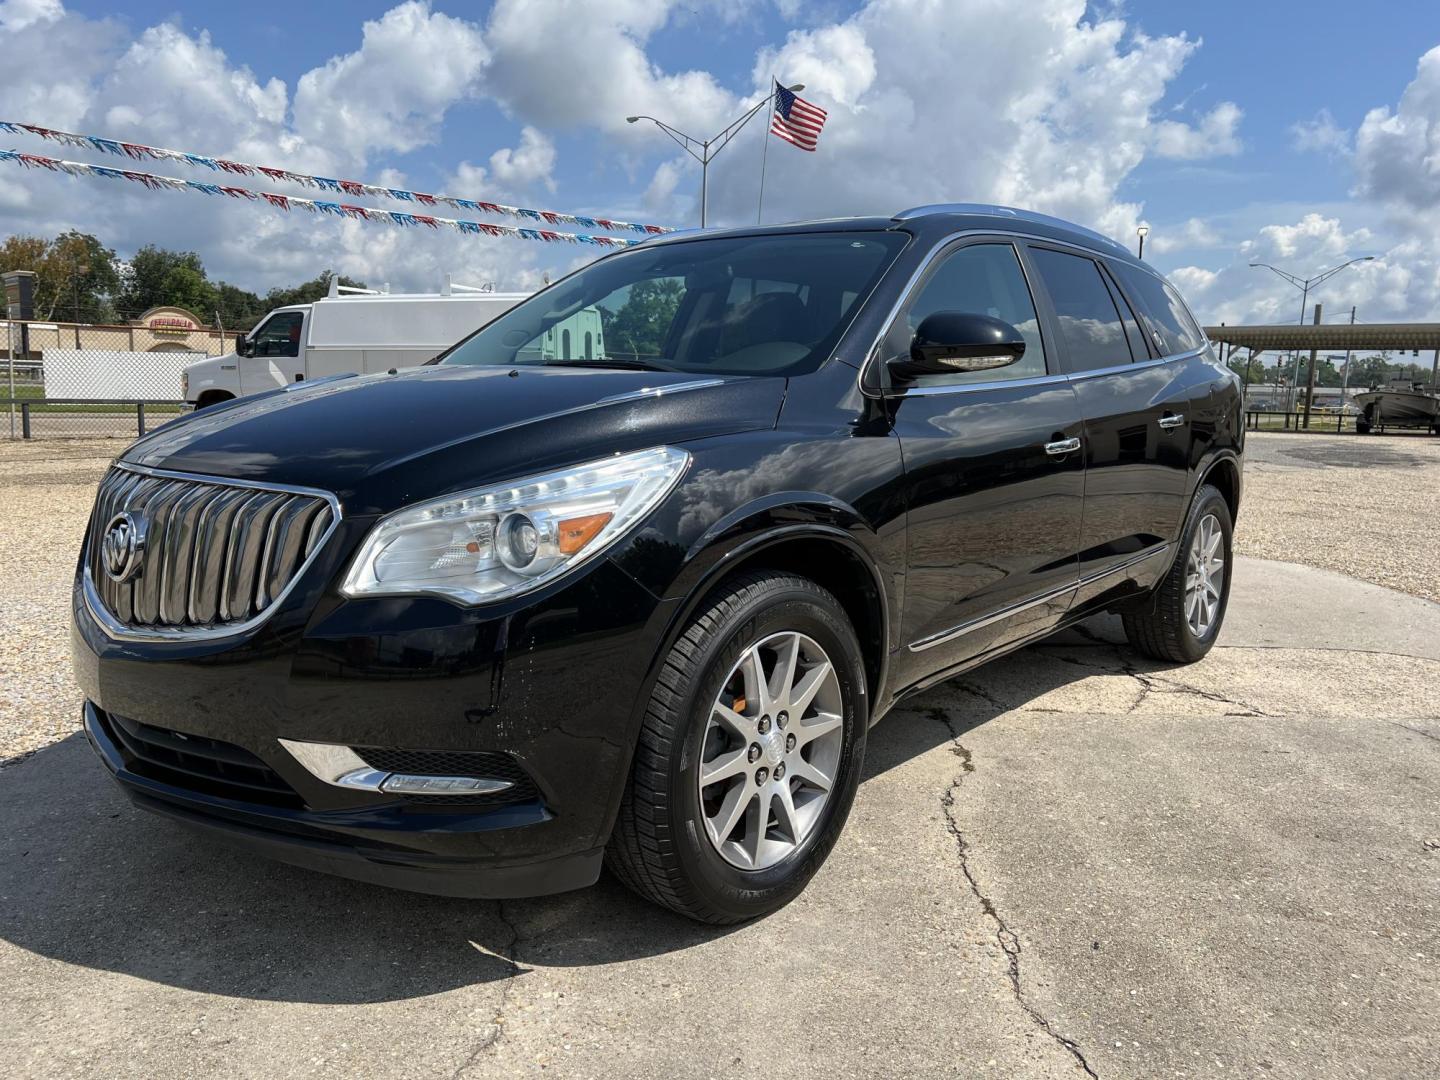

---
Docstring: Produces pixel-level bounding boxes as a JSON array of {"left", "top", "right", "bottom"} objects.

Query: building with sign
[{"left": 1, "top": 305, "right": 242, "bottom": 359}]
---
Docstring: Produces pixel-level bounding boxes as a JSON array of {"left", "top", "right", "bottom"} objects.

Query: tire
[
  {"left": 1122, "top": 484, "right": 1233, "bottom": 665},
  {"left": 194, "top": 392, "right": 234, "bottom": 410},
  {"left": 606, "top": 571, "right": 868, "bottom": 924}
]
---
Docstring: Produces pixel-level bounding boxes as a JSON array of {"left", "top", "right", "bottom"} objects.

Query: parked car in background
[
  {"left": 181, "top": 280, "right": 533, "bottom": 407},
  {"left": 74, "top": 204, "right": 1243, "bottom": 924}
]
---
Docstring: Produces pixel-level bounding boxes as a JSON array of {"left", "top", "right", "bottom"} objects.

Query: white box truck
[{"left": 182, "top": 281, "right": 531, "bottom": 407}]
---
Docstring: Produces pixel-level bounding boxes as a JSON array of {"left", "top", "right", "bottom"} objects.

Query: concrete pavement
[{"left": 1, "top": 556, "right": 1436, "bottom": 1078}]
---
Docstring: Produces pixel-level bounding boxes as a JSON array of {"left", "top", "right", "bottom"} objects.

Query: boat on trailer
[{"left": 1352, "top": 379, "right": 1440, "bottom": 434}]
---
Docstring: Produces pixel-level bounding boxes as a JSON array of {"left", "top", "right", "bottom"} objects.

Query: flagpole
[{"left": 756, "top": 79, "right": 776, "bottom": 224}]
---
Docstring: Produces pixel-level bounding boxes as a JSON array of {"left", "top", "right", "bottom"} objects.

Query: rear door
[
  {"left": 882, "top": 238, "right": 1086, "bottom": 690},
  {"left": 1024, "top": 245, "right": 1192, "bottom": 604}
]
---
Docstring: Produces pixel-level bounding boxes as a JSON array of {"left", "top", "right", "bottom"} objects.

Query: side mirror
[
  {"left": 888, "top": 312, "right": 1026, "bottom": 381},
  {"left": 237, "top": 337, "right": 254, "bottom": 358}
]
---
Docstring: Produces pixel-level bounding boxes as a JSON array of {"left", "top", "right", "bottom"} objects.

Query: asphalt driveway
[{"left": 1, "top": 557, "right": 1437, "bottom": 1079}]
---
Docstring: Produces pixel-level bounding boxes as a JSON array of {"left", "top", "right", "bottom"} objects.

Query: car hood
[{"left": 122, "top": 365, "right": 785, "bottom": 516}]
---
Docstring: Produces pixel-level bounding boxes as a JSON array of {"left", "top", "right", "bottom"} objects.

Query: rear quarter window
[{"left": 1114, "top": 264, "right": 1205, "bottom": 356}]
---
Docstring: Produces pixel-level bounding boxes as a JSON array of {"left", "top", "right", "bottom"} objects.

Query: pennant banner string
[
  {"left": 1, "top": 121, "right": 671, "bottom": 236},
  {"left": 0, "top": 150, "right": 648, "bottom": 248}
]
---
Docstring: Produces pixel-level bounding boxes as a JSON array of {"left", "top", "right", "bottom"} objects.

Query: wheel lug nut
[
  {"left": 777, "top": 711, "right": 789, "bottom": 728},
  {"left": 755, "top": 767, "right": 769, "bottom": 785},
  {"left": 758, "top": 716, "right": 771, "bottom": 734},
  {"left": 774, "top": 762, "right": 785, "bottom": 780},
  {"left": 748, "top": 744, "right": 761, "bottom": 763},
  {"left": 785, "top": 733, "right": 796, "bottom": 752}
]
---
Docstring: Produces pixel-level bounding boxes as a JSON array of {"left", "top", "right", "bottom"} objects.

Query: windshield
[{"left": 440, "top": 231, "right": 907, "bottom": 377}]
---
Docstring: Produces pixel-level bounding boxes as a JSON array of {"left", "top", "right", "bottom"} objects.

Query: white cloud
[
  {"left": 483, "top": 0, "right": 734, "bottom": 137},
  {"left": 1254, "top": 213, "right": 1372, "bottom": 260},
  {"left": 1353, "top": 45, "right": 1440, "bottom": 211},
  {"left": 1290, "top": 108, "right": 1350, "bottom": 156},
  {"left": 0, "top": 0, "right": 61, "bottom": 31},
  {"left": 292, "top": 1, "right": 488, "bottom": 166},
  {"left": 698, "top": 0, "right": 1226, "bottom": 243},
  {"left": 484, "top": 126, "right": 557, "bottom": 193},
  {"left": 1148, "top": 217, "right": 1222, "bottom": 255},
  {"left": 98, "top": 24, "right": 289, "bottom": 156},
  {"left": 1152, "top": 101, "right": 1243, "bottom": 159}
]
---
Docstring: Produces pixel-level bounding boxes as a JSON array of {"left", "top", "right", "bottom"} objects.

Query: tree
[
  {"left": 264, "top": 270, "right": 368, "bottom": 310},
  {"left": 599, "top": 278, "right": 684, "bottom": 360},
  {"left": 0, "top": 231, "right": 120, "bottom": 322},
  {"left": 214, "top": 281, "right": 267, "bottom": 332},
  {"left": 119, "top": 245, "right": 213, "bottom": 317},
  {"left": 1226, "top": 352, "right": 1267, "bottom": 386}
]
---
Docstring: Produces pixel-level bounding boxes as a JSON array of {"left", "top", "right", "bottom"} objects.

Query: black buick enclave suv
[{"left": 74, "top": 204, "right": 1242, "bottom": 923}]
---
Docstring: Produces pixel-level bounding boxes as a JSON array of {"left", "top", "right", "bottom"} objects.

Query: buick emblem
[{"left": 101, "top": 511, "right": 146, "bottom": 583}]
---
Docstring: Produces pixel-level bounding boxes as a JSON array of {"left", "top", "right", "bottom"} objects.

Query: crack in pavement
[
  {"left": 451, "top": 898, "right": 526, "bottom": 1078},
  {"left": 925, "top": 706, "right": 1100, "bottom": 1079},
  {"left": 1390, "top": 721, "right": 1440, "bottom": 746},
  {"left": 1035, "top": 641, "right": 1273, "bottom": 718}
]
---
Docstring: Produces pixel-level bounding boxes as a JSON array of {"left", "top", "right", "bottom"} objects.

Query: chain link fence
[{"left": 3, "top": 318, "right": 241, "bottom": 439}]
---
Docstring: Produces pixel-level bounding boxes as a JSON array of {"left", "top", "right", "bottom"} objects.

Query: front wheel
[
  {"left": 606, "top": 571, "right": 867, "bottom": 924},
  {"left": 1122, "top": 484, "right": 1234, "bottom": 664}
]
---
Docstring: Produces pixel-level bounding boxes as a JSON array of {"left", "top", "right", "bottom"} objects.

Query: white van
[{"left": 182, "top": 282, "right": 531, "bottom": 407}]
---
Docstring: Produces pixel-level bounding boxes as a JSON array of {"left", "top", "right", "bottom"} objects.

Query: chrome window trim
[
  {"left": 887, "top": 372, "right": 1070, "bottom": 398},
  {"left": 907, "top": 542, "right": 1172, "bottom": 652},
  {"left": 857, "top": 228, "right": 1207, "bottom": 400},
  {"left": 81, "top": 462, "right": 343, "bottom": 643}
]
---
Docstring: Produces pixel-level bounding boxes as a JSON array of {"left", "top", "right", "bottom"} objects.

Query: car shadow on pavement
[{"left": 0, "top": 621, "right": 1129, "bottom": 1006}]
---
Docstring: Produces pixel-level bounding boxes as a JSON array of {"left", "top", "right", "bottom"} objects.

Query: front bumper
[
  {"left": 73, "top": 551, "right": 677, "bottom": 899},
  {"left": 83, "top": 702, "right": 602, "bottom": 897}
]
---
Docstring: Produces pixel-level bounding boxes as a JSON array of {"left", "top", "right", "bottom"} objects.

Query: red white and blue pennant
[
  {"left": 0, "top": 149, "right": 645, "bottom": 248},
  {"left": 1, "top": 121, "right": 671, "bottom": 236}
]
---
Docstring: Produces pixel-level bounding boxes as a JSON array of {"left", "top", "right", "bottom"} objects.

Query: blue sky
[{"left": 5, "top": 0, "right": 1440, "bottom": 327}]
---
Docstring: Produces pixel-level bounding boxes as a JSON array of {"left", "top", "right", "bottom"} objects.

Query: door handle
[
  {"left": 1158, "top": 413, "right": 1186, "bottom": 430},
  {"left": 1044, "top": 437, "right": 1081, "bottom": 456}
]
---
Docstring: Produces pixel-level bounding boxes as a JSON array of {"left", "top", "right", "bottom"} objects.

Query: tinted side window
[
  {"left": 252, "top": 311, "right": 303, "bottom": 358},
  {"left": 1027, "top": 248, "right": 1132, "bottom": 372},
  {"left": 886, "top": 243, "right": 1047, "bottom": 385},
  {"left": 1103, "top": 268, "right": 1151, "bottom": 361},
  {"left": 1114, "top": 265, "right": 1205, "bottom": 355}
]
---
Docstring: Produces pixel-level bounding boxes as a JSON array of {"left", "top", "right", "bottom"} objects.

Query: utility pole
[
  {"left": 1301, "top": 303, "right": 1322, "bottom": 429},
  {"left": 1339, "top": 305, "right": 1356, "bottom": 408},
  {"left": 627, "top": 83, "right": 803, "bottom": 227}
]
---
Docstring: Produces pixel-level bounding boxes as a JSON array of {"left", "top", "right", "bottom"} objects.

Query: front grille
[
  {"left": 104, "top": 712, "right": 302, "bottom": 808},
  {"left": 86, "top": 466, "right": 336, "bottom": 634},
  {"left": 356, "top": 747, "right": 540, "bottom": 806}
]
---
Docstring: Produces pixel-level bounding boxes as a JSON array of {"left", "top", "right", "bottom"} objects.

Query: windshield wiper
[{"left": 543, "top": 358, "right": 675, "bottom": 372}]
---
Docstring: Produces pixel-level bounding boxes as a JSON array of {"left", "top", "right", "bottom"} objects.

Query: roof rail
[
  {"left": 891, "top": 203, "right": 1129, "bottom": 255},
  {"left": 443, "top": 275, "right": 496, "bottom": 295},
  {"left": 326, "top": 277, "right": 387, "bottom": 298}
]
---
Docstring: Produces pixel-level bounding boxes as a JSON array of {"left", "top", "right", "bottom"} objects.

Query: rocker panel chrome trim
[{"left": 907, "top": 543, "right": 1172, "bottom": 653}]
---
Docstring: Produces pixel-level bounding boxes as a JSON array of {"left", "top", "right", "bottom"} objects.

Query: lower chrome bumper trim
[{"left": 278, "top": 738, "right": 514, "bottom": 796}]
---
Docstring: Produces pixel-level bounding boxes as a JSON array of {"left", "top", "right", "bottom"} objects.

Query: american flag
[{"left": 770, "top": 83, "right": 827, "bottom": 152}]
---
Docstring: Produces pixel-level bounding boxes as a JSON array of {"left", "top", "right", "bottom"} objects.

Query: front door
[
  {"left": 881, "top": 239, "right": 1086, "bottom": 690},
  {"left": 1023, "top": 245, "right": 1193, "bottom": 603},
  {"left": 242, "top": 309, "right": 306, "bottom": 394}
]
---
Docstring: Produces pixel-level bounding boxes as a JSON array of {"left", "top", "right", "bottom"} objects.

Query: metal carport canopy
[{"left": 1203, "top": 323, "right": 1440, "bottom": 351}]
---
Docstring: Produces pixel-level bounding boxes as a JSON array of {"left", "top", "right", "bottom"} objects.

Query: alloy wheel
[
  {"left": 1184, "top": 512, "right": 1225, "bottom": 638},
  {"left": 697, "top": 631, "right": 844, "bottom": 871}
]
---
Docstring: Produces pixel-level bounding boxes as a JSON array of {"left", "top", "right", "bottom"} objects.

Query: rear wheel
[
  {"left": 1122, "top": 484, "right": 1233, "bottom": 664},
  {"left": 606, "top": 571, "right": 867, "bottom": 924}
]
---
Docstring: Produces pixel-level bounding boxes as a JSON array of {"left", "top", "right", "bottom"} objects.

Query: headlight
[{"left": 340, "top": 446, "right": 689, "bottom": 605}]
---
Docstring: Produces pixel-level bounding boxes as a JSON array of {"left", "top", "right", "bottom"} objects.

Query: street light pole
[
  {"left": 1136, "top": 225, "right": 1149, "bottom": 260},
  {"left": 1249, "top": 255, "right": 1374, "bottom": 426},
  {"left": 627, "top": 84, "right": 804, "bottom": 227}
]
